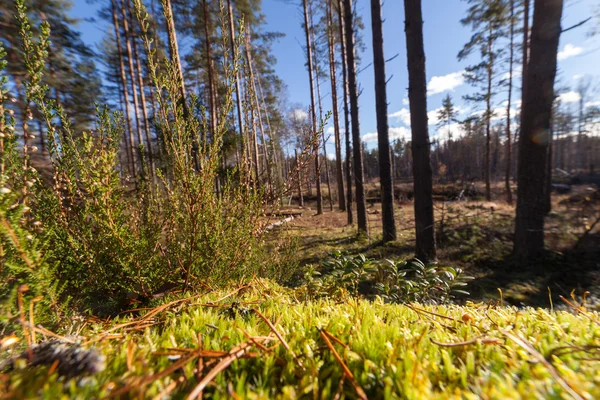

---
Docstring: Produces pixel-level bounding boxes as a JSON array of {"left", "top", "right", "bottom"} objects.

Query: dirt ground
[{"left": 268, "top": 182, "right": 600, "bottom": 308}]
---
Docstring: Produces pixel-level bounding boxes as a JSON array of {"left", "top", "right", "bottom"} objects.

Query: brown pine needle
[
  {"left": 407, "top": 304, "right": 460, "bottom": 323},
  {"left": 559, "top": 296, "right": 600, "bottom": 326},
  {"left": 430, "top": 336, "right": 501, "bottom": 347},
  {"left": 499, "top": 329, "right": 585, "bottom": 400},
  {"left": 319, "top": 329, "right": 367, "bottom": 400},
  {"left": 185, "top": 341, "right": 256, "bottom": 400},
  {"left": 322, "top": 329, "right": 348, "bottom": 348},
  {"left": 252, "top": 308, "right": 303, "bottom": 369},
  {"left": 106, "top": 347, "right": 206, "bottom": 398}
]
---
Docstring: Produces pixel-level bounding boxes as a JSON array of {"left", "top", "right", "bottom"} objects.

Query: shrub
[{"left": 1, "top": 0, "right": 299, "bottom": 316}]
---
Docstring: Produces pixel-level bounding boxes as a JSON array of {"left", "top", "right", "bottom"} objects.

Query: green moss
[{"left": 2, "top": 280, "right": 599, "bottom": 399}]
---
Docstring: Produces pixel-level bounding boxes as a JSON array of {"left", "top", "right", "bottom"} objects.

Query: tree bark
[
  {"left": 202, "top": 0, "right": 218, "bottom": 141},
  {"left": 129, "top": 1, "right": 154, "bottom": 177},
  {"left": 245, "top": 31, "right": 273, "bottom": 195},
  {"left": 161, "top": 0, "right": 185, "bottom": 102},
  {"left": 342, "top": 0, "right": 368, "bottom": 234},
  {"left": 514, "top": 0, "right": 564, "bottom": 262},
  {"left": 121, "top": 0, "right": 144, "bottom": 161},
  {"left": 517, "top": 0, "right": 530, "bottom": 178},
  {"left": 403, "top": 0, "right": 436, "bottom": 261},
  {"left": 370, "top": 0, "right": 396, "bottom": 242},
  {"left": 484, "top": 22, "right": 494, "bottom": 202},
  {"left": 327, "top": 0, "right": 346, "bottom": 212},
  {"left": 111, "top": 0, "right": 136, "bottom": 177},
  {"left": 227, "top": 0, "right": 245, "bottom": 167},
  {"left": 338, "top": 0, "right": 353, "bottom": 225},
  {"left": 505, "top": 0, "right": 515, "bottom": 205},
  {"left": 303, "top": 0, "right": 323, "bottom": 215}
]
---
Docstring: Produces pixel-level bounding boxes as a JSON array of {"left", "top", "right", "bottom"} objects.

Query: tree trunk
[
  {"left": 245, "top": 32, "right": 273, "bottom": 195},
  {"left": 121, "top": 0, "right": 144, "bottom": 162},
  {"left": 296, "top": 148, "right": 304, "bottom": 207},
  {"left": 370, "top": 0, "right": 396, "bottom": 242},
  {"left": 111, "top": 0, "right": 136, "bottom": 177},
  {"left": 129, "top": 2, "right": 154, "bottom": 177},
  {"left": 303, "top": 0, "right": 323, "bottom": 215},
  {"left": 484, "top": 22, "right": 493, "bottom": 201},
  {"left": 403, "top": 0, "right": 436, "bottom": 261},
  {"left": 338, "top": 0, "right": 353, "bottom": 225},
  {"left": 327, "top": 0, "right": 346, "bottom": 212},
  {"left": 517, "top": 0, "right": 530, "bottom": 178},
  {"left": 162, "top": 0, "right": 185, "bottom": 102},
  {"left": 227, "top": 0, "right": 246, "bottom": 168},
  {"left": 202, "top": 0, "right": 218, "bottom": 141},
  {"left": 514, "top": 0, "right": 564, "bottom": 262},
  {"left": 342, "top": 0, "right": 368, "bottom": 234},
  {"left": 505, "top": 0, "right": 515, "bottom": 205},
  {"left": 308, "top": 4, "right": 332, "bottom": 212}
]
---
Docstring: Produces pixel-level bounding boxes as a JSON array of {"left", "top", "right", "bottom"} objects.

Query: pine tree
[
  {"left": 437, "top": 94, "right": 459, "bottom": 140},
  {"left": 302, "top": 0, "right": 323, "bottom": 214},
  {"left": 342, "top": 0, "right": 368, "bottom": 234},
  {"left": 459, "top": 0, "right": 509, "bottom": 201},
  {"left": 514, "top": 0, "right": 564, "bottom": 261},
  {"left": 403, "top": 0, "right": 436, "bottom": 262},
  {"left": 370, "top": 0, "right": 396, "bottom": 242}
]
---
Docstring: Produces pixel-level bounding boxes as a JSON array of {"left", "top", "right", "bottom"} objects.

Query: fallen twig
[{"left": 319, "top": 329, "right": 367, "bottom": 400}]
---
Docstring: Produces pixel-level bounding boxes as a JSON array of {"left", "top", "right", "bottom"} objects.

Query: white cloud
[
  {"left": 390, "top": 108, "right": 412, "bottom": 126},
  {"left": 585, "top": 101, "right": 600, "bottom": 107},
  {"left": 427, "top": 71, "right": 465, "bottom": 96},
  {"left": 326, "top": 153, "right": 336, "bottom": 161},
  {"left": 402, "top": 97, "right": 410, "bottom": 106},
  {"left": 428, "top": 108, "right": 442, "bottom": 125},
  {"left": 292, "top": 109, "right": 308, "bottom": 121},
  {"left": 362, "top": 126, "right": 412, "bottom": 143},
  {"left": 573, "top": 74, "right": 584, "bottom": 80},
  {"left": 558, "top": 44, "right": 584, "bottom": 61},
  {"left": 559, "top": 91, "right": 581, "bottom": 103},
  {"left": 434, "top": 123, "right": 466, "bottom": 142}
]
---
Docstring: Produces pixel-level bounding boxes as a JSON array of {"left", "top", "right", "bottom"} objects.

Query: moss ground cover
[{"left": 2, "top": 280, "right": 599, "bottom": 399}]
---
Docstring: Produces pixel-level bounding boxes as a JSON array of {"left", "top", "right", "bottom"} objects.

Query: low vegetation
[{"left": 2, "top": 281, "right": 600, "bottom": 399}]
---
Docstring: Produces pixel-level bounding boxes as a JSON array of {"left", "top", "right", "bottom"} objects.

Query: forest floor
[
  {"left": 3, "top": 281, "right": 600, "bottom": 399},
  {"left": 270, "top": 182, "right": 600, "bottom": 309}
]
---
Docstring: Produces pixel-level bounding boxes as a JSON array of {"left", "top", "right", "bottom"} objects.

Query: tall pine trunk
[
  {"left": 128, "top": 0, "right": 154, "bottom": 177},
  {"left": 111, "top": 0, "right": 136, "bottom": 177},
  {"left": 505, "top": 0, "right": 515, "bottom": 205},
  {"left": 370, "top": 0, "right": 396, "bottom": 242},
  {"left": 517, "top": 0, "right": 530, "bottom": 179},
  {"left": 327, "top": 0, "right": 346, "bottom": 212},
  {"left": 514, "top": 0, "right": 564, "bottom": 261},
  {"left": 342, "top": 0, "right": 368, "bottom": 234},
  {"left": 339, "top": 0, "right": 353, "bottom": 225},
  {"left": 120, "top": 0, "right": 143, "bottom": 160},
  {"left": 227, "top": 0, "right": 245, "bottom": 167},
  {"left": 403, "top": 0, "right": 436, "bottom": 261},
  {"left": 484, "top": 23, "right": 494, "bottom": 202},
  {"left": 303, "top": 0, "right": 323, "bottom": 215},
  {"left": 162, "top": 0, "right": 185, "bottom": 102}
]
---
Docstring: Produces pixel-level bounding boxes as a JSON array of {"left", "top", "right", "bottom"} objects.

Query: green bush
[{"left": 0, "top": 0, "right": 296, "bottom": 317}]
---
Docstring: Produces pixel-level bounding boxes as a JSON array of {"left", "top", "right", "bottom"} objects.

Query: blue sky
[{"left": 69, "top": 0, "right": 600, "bottom": 153}]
